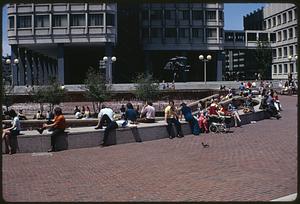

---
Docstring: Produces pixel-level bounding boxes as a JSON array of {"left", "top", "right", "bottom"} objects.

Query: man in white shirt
[
  {"left": 138, "top": 101, "right": 156, "bottom": 123},
  {"left": 95, "top": 105, "right": 114, "bottom": 129}
]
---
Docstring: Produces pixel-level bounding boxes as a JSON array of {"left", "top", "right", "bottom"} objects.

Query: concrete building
[
  {"left": 6, "top": 2, "right": 224, "bottom": 85},
  {"left": 263, "top": 3, "right": 298, "bottom": 80}
]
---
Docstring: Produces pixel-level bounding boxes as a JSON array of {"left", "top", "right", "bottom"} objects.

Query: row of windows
[
  {"left": 264, "top": 8, "right": 297, "bottom": 29},
  {"left": 8, "top": 13, "right": 115, "bottom": 28},
  {"left": 276, "top": 26, "right": 297, "bottom": 42},
  {"left": 142, "top": 27, "right": 223, "bottom": 39},
  {"left": 272, "top": 44, "right": 297, "bottom": 58},
  {"left": 142, "top": 10, "right": 223, "bottom": 21},
  {"left": 273, "top": 63, "right": 296, "bottom": 74}
]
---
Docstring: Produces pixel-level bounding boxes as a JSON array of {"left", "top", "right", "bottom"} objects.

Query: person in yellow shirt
[{"left": 165, "top": 100, "right": 184, "bottom": 139}]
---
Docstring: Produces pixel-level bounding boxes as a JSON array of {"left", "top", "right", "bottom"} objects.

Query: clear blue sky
[{"left": 2, "top": 3, "right": 266, "bottom": 56}]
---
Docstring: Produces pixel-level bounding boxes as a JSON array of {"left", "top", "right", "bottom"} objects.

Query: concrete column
[
  {"left": 144, "top": 51, "right": 152, "bottom": 75},
  {"left": 25, "top": 50, "right": 33, "bottom": 86},
  {"left": 57, "top": 44, "right": 65, "bottom": 85},
  {"left": 18, "top": 48, "right": 25, "bottom": 85},
  {"left": 105, "top": 42, "right": 112, "bottom": 84},
  {"left": 47, "top": 59, "right": 53, "bottom": 80},
  {"left": 11, "top": 45, "right": 18, "bottom": 86},
  {"left": 216, "top": 52, "right": 224, "bottom": 81},
  {"left": 43, "top": 57, "right": 49, "bottom": 84},
  {"left": 38, "top": 56, "right": 44, "bottom": 85},
  {"left": 32, "top": 53, "right": 38, "bottom": 85}
]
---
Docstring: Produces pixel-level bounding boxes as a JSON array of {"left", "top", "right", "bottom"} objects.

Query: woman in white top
[{"left": 2, "top": 109, "right": 21, "bottom": 154}]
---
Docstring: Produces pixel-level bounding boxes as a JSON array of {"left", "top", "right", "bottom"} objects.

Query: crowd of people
[{"left": 2, "top": 79, "right": 287, "bottom": 153}]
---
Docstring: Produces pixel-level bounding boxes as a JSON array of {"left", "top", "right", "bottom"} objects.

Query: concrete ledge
[{"left": 2, "top": 109, "right": 269, "bottom": 153}]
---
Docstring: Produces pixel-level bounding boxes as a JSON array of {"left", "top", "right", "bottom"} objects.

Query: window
[
  {"left": 206, "top": 11, "right": 216, "bottom": 21},
  {"left": 247, "top": 33, "right": 256, "bottom": 41},
  {"left": 35, "top": 15, "right": 49, "bottom": 27},
  {"left": 288, "top": 10, "right": 293, "bottom": 21},
  {"left": 273, "top": 65, "right": 277, "bottom": 74},
  {"left": 8, "top": 16, "right": 14, "bottom": 29},
  {"left": 179, "top": 28, "right": 189, "bottom": 38},
  {"left": 88, "top": 14, "right": 103, "bottom": 26},
  {"left": 236, "top": 33, "right": 245, "bottom": 41},
  {"left": 272, "top": 17, "right": 276, "bottom": 27},
  {"left": 106, "top": 14, "right": 115, "bottom": 26},
  {"left": 151, "top": 10, "right": 161, "bottom": 20},
  {"left": 278, "top": 64, "right": 282, "bottom": 73},
  {"left": 284, "top": 64, "right": 288, "bottom": 73},
  {"left": 278, "top": 48, "right": 282, "bottom": 58},
  {"left": 192, "top": 10, "right": 203, "bottom": 20},
  {"left": 283, "top": 47, "right": 288, "bottom": 57},
  {"left": 70, "top": 14, "right": 85, "bottom": 26},
  {"left": 288, "top": 28, "right": 293, "bottom": 39},
  {"left": 277, "top": 31, "right": 282, "bottom": 41},
  {"left": 178, "top": 10, "right": 189, "bottom": 20},
  {"left": 295, "top": 27, "right": 297, "bottom": 38},
  {"left": 294, "top": 8, "right": 297, "bottom": 20},
  {"left": 192, "top": 28, "right": 203, "bottom": 39},
  {"left": 206, "top": 28, "right": 217, "bottom": 38},
  {"left": 289, "top": 46, "right": 294, "bottom": 56},
  {"left": 277, "top": 15, "right": 281, "bottom": 25},
  {"left": 259, "top": 33, "right": 268, "bottom": 41},
  {"left": 272, "top": 49, "right": 277, "bottom": 58},
  {"left": 283, "top": 30, "right": 287, "bottom": 40},
  {"left": 219, "top": 11, "right": 223, "bottom": 20},
  {"left": 290, "top": 63, "right": 294, "bottom": 73},
  {"left": 151, "top": 28, "right": 162, "bottom": 38},
  {"left": 263, "top": 20, "right": 267, "bottom": 29},
  {"left": 142, "top": 10, "right": 149, "bottom": 20},
  {"left": 268, "top": 19, "right": 271, "bottom": 28},
  {"left": 219, "top": 28, "right": 223, "bottom": 38},
  {"left": 165, "top": 10, "right": 175, "bottom": 20},
  {"left": 52, "top": 15, "right": 67, "bottom": 27},
  {"left": 283, "top": 13, "right": 287, "bottom": 23},
  {"left": 17, "top": 16, "right": 32, "bottom": 28},
  {"left": 165, "top": 28, "right": 177, "bottom": 38},
  {"left": 225, "top": 32, "right": 234, "bottom": 41},
  {"left": 270, "top": 33, "right": 276, "bottom": 42}
]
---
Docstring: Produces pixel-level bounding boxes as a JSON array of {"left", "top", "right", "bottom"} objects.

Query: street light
[
  {"left": 5, "top": 58, "right": 19, "bottom": 85},
  {"left": 199, "top": 54, "right": 212, "bottom": 87},
  {"left": 103, "top": 56, "right": 117, "bottom": 84},
  {"left": 288, "top": 55, "right": 298, "bottom": 80}
]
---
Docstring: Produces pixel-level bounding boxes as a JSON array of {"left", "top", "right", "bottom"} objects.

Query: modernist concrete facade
[
  {"left": 5, "top": 3, "right": 297, "bottom": 85},
  {"left": 262, "top": 3, "right": 298, "bottom": 80}
]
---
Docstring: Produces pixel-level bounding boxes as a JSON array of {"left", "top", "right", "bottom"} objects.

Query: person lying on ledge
[{"left": 137, "top": 101, "right": 156, "bottom": 123}]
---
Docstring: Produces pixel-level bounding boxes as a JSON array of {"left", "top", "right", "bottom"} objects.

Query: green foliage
[
  {"left": 2, "top": 83, "right": 15, "bottom": 112},
  {"left": 255, "top": 40, "right": 273, "bottom": 79},
  {"left": 84, "top": 67, "right": 111, "bottom": 112},
  {"left": 133, "top": 73, "right": 160, "bottom": 102},
  {"left": 30, "top": 78, "right": 66, "bottom": 111}
]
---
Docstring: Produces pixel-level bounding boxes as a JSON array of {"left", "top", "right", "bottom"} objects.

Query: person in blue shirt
[
  {"left": 125, "top": 103, "right": 137, "bottom": 124},
  {"left": 179, "top": 103, "right": 200, "bottom": 135}
]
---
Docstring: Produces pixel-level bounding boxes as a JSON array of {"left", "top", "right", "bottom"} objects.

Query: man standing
[{"left": 165, "top": 100, "right": 184, "bottom": 139}]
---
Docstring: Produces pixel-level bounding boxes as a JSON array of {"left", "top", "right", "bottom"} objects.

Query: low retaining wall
[{"left": 2, "top": 109, "right": 269, "bottom": 154}]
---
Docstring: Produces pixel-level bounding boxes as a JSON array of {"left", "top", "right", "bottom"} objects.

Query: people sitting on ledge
[
  {"left": 125, "top": 103, "right": 138, "bottom": 124},
  {"left": 18, "top": 109, "right": 27, "bottom": 120},
  {"left": 95, "top": 105, "right": 114, "bottom": 129},
  {"left": 137, "top": 101, "right": 156, "bottom": 123}
]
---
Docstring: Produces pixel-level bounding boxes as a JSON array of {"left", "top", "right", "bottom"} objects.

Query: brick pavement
[{"left": 2, "top": 95, "right": 297, "bottom": 202}]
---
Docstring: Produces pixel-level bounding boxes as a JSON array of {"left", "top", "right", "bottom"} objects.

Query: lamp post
[
  {"left": 199, "top": 54, "right": 212, "bottom": 87},
  {"left": 103, "top": 56, "right": 116, "bottom": 84},
  {"left": 5, "top": 58, "right": 19, "bottom": 85},
  {"left": 288, "top": 55, "right": 298, "bottom": 80}
]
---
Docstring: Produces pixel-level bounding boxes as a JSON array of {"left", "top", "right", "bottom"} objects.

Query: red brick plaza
[{"left": 2, "top": 95, "right": 297, "bottom": 202}]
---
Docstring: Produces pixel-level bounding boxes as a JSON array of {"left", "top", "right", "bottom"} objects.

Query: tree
[
  {"left": 84, "top": 67, "right": 111, "bottom": 113},
  {"left": 133, "top": 73, "right": 160, "bottom": 102},
  {"left": 30, "top": 77, "right": 66, "bottom": 112},
  {"left": 2, "top": 82, "right": 15, "bottom": 112},
  {"left": 255, "top": 40, "right": 273, "bottom": 80}
]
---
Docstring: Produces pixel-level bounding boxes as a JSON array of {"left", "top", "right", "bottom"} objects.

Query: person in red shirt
[{"left": 37, "top": 107, "right": 66, "bottom": 152}]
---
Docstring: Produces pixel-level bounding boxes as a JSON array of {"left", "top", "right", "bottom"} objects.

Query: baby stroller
[{"left": 208, "top": 115, "right": 232, "bottom": 133}]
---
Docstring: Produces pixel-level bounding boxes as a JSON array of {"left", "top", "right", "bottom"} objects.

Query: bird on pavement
[{"left": 202, "top": 142, "right": 209, "bottom": 148}]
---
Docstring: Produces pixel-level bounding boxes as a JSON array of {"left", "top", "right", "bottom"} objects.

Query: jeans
[
  {"left": 166, "top": 118, "right": 183, "bottom": 137},
  {"left": 103, "top": 121, "right": 118, "bottom": 145}
]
